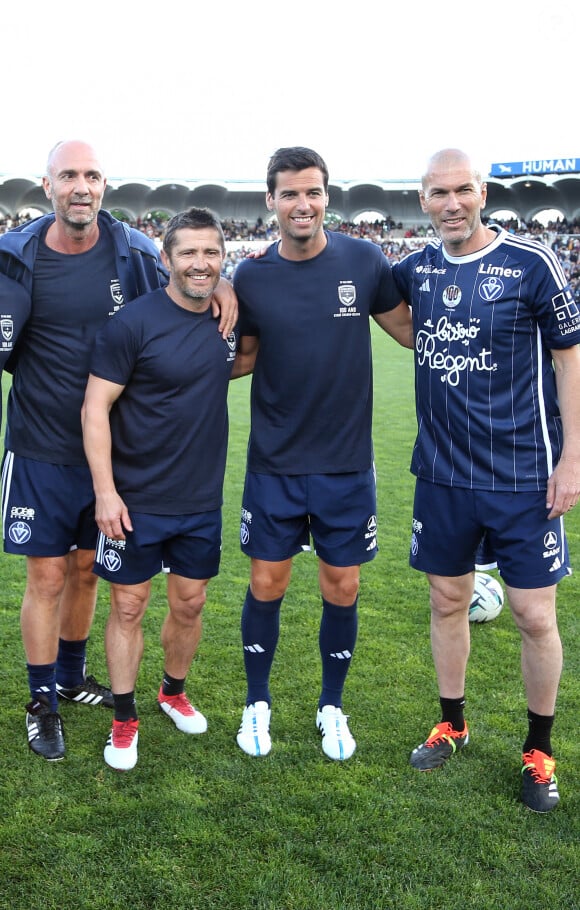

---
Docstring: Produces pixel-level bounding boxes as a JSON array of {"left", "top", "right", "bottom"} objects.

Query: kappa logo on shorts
[
  {"left": 8, "top": 521, "right": 32, "bottom": 545},
  {"left": 103, "top": 549, "right": 122, "bottom": 572}
]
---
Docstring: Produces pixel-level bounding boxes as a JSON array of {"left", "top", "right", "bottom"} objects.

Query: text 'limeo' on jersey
[{"left": 392, "top": 226, "right": 580, "bottom": 491}]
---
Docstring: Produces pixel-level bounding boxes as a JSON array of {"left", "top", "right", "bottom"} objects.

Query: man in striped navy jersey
[{"left": 392, "top": 148, "right": 580, "bottom": 812}]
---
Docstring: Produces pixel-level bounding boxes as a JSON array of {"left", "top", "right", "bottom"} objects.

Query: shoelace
[
  {"left": 161, "top": 693, "right": 195, "bottom": 715},
  {"left": 522, "top": 751, "right": 556, "bottom": 783},
  {"left": 112, "top": 720, "right": 138, "bottom": 747},
  {"left": 41, "top": 713, "right": 64, "bottom": 736},
  {"left": 425, "top": 723, "right": 464, "bottom": 746}
]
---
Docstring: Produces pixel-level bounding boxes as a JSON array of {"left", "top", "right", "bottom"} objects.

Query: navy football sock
[
  {"left": 318, "top": 597, "right": 358, "bottom": 710},
  {"left": 27, "top": 662, "right": 58, "bottom": 713},
  {"left": 56, "top": 637, "right": 88, "bottom": 688},
  {"left": 241, "top": 587, "right": 282, "bottom": 706}
]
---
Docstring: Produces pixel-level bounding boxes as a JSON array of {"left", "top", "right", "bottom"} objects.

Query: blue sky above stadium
[{"left": 3, "top": 0, "right": 577, "bottom": 184}]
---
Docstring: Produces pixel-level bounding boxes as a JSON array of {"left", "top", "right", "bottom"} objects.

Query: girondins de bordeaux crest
[
  {"left": 338, "top": 284, "right": 356, "bottom": 306},
  {"left": 1, "top": 317, "right": 13, "bottom": 341}
]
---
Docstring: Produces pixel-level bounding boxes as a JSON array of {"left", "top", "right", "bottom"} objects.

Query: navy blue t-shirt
[
  {"left": 6, "top": 229, "right": 118, "bottom": 464},
  {"left": 90, "top": 288, "right": 237, "bottom": 514},
  {"left": 233, "top": 231, "right": 401, "bottom": 474},
  {"left": 393, "top": 227, "right": 580, "bottom": 490}
]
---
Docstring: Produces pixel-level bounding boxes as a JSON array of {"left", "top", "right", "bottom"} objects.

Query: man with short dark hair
[
  {"left": 82, "top": 207, "right": 242, "bottom": 770},
  {"left": 233, "top": 146, "right": 412, "bottom": 761}
]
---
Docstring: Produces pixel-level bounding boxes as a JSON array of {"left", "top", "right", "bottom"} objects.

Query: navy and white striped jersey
[{"left": 392, "top": 226, "right": 580, "bottom": 491}]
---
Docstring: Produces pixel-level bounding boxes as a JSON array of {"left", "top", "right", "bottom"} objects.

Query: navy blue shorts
[
  {"left": 240, "top": 470, "right": 378, "bottom": 567},
  {"left": 94, "top": 509, "right": 222, "bottom": 585},
  {"left": 2, "top": 452, "right": 97, "bottom": 556},
  {"left": 410, "top": 479, "right": 571, "bottom": 588}
]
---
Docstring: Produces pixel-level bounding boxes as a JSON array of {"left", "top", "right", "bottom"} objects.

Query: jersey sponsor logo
[
  {"left": 10, "top": 506, "right": 35, "bottom": 520},
  {"left": 442, "top": 285, "right": 462, "bottom": 308},
  {"left": 8, "top": 521, "right": 32, "bottom": 545},
  {"left": 552, "top": 288, "right": 580, "bottom": 337},
  {"left": 416, "top": 265, "right": 446, "bottom": 275},
  {"left": 334, "top": 282, "right": 361, "bottom": 318},
  {"left": 103, "top": 549, "right": 122, "bottom": 572},
  {"left": 1, "top": 316, "right": 14, "bottom": 341},
  {"left": 478, "top": 276, "right": 504, "bottom": 301},
  {"left": 419, "top": 278, "right": 430, "bottom": 292},
  {"left": 478, "top": 263, "right": 523, "bottom": 279},
  {"left": 416, "top": 316, "right": 496, "bottom": 386}
]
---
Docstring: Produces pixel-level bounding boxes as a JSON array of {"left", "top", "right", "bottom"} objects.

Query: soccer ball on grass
[{"left": 469, "top": 572, "right": 504, "bottom": 623}]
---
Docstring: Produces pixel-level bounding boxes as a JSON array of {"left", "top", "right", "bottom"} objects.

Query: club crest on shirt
[
  {"left": 338, "top": 283, "right": 356, "bottom": 306},
  {"left": 1, "top": 316, "right": 13, "bottom": 342},
  {"left": 335, "top": 282, "right": 360, "bottom": 318},
  {"left": 109, "top": 279, "right": 124, "bottom": 306},
  {"left": 478, "top": 276, "right": 504, "bottom": 302}
]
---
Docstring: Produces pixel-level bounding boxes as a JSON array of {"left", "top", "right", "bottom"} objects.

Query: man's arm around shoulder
[{"left": 373, "top": 301, "right": 413, "bottom": 349}]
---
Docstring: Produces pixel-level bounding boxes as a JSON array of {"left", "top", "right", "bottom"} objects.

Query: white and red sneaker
[
  {"left": 104, "top": 718, "right": 139, "bottom": 771},
  {"left": 157, "top": 688, "right": 207, "bottom": 734}
]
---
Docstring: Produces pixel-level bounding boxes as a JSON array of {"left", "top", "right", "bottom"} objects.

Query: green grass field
[{"left": 0, "top": 327, "right": 578, "bottom": 910}]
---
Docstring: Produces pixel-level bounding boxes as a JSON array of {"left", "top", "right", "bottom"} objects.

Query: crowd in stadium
[
  {"left": 215, "top": 215, "right": 580, "bottom": 301},
  {"left": 1, "top": 211, "right": 579, "bottom": 300}
]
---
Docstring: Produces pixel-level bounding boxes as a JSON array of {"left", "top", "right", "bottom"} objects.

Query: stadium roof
[{"left": 1, "top": 172, "right": 579, "bottom": 228}]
